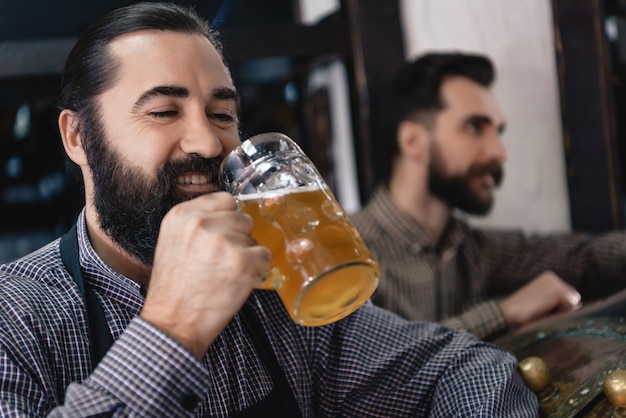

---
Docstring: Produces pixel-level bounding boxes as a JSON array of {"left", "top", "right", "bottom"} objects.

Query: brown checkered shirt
[{"left": 350, "top": 185, "right": 626, "bottom": 340}]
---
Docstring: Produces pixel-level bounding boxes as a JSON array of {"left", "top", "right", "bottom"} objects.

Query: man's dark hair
[
  {"left": 59, "top": 2, "right": 223, "bottom": 113},
  {"left": 377, "top": 52, "right": 495, "bottom": 184},
  {"left": 58, "top": 2, "right": 226, "bottom": 178}
]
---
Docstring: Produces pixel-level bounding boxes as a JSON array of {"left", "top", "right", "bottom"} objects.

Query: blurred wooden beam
[
  {"left": 0, "top": 38, "right": 75, "bottom": 78},
  {"left": 221, "top": 15, "right": 349, "bottom": 62},
  {"left": 552, "top": 0, "right": 624, "bottom": 231},
  {"left": 341, "top": 0, "right": 405, "bottom": 202}
]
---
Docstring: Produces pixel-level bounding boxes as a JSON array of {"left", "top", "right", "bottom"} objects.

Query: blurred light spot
[
  {"left": 284, "top": 81, "right": 299, "bottom": 104},
  {"left": 212, "top": 0, "right": 233, "bottom": 29},
  {"left": 2, "top": 184, "right": 38, "bottom": 203},
  {"left": 236, "top": 57, "right": 291, "bottom": 83},
  {"left": 606, "top": 17, "right": 618, "bottom": 41},
  {"left": 38, "top": 171, "right": 65, "bottom": 199},
  {"left": 12, "top": 103, "right": 31, "bottom": 140},
  {"left": 5, "top": 156, "right": 22, "bottom": 178}
]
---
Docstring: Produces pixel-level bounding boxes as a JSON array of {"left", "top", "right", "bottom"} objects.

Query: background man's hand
[
  {"left": 140, "top": 192, "right": 272, "bottom": 359},
  {"left": 498, "top": 271, "right": 582, "bottom": 329}
]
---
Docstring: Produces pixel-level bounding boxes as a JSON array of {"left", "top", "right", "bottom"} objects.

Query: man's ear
[
  {"left": 397, "top": 120, "right": 430, "bottom": 160},
  {"left": 58, "top": 109, "right": 88, "bottom": 166}
]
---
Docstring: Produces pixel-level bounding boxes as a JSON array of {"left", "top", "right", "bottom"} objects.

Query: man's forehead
[
  {"left": 440, "top": 76, "right": 505, "bottom": 124},
  {"left": 441, "top": 76, "right": 493, "bottom": 106},
  {"left": 104, "top": 29, "right": 235, "bottom": 96},
  {"left": 110, "top": 28, "right": 208, "bottom": 48},
  {"left": 108, "top": 29, "right": 220, "bottom": 63}
]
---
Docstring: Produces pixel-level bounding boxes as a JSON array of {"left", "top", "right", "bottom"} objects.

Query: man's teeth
[{"left": 176, "top": 174, "right": 209, "bottom": 185}]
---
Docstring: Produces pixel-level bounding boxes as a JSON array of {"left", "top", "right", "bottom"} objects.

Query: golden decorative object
[
  {"left": 519, "top": 356, "right": 552, "bottom": 393},
  {"left": 604, "top": 369, "right": 626, "bottom": 417}
]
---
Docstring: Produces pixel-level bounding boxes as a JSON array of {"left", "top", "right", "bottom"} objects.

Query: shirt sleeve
[
  {"left": 451, "top": 228, "right": 626, "bottom": 339},
  {"left": 309, "top": 303, "right": 539, "bottom": 417},
  {"left": 441, "top": 299, "right": 508, "bottom": 340},
  {"left": 429, "top": 341, "right": 539, "bottom": 417},
  {"left": 473, "top": 229, "right": 626, "bottom": 301},
  {"left": 49, "top": 318, "right": 210, "bottom": 417}
]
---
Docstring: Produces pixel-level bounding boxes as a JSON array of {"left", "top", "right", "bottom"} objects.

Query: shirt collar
[
  {"left": 368, "top": 185, "right": 468, "bottom": 253},
  {"left": 76, "top": 209, "right": 144, "bottom": 311}
]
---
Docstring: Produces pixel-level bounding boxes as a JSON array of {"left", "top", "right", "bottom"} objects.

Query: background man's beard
[
  {"left": 428, "top": 159, "right": 504, "bottom": 216},
  {"left": 82, "top": 117, "right": 221, "bottom": 266}
]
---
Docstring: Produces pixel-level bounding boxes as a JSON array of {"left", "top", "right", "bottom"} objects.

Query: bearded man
[{"left": 351, "top": 53, "right": 626, "bottom": 341}]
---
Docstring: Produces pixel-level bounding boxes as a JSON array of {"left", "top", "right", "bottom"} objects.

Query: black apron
[{"left": 59, "top": 225, "right": 302, "bottom": 417}]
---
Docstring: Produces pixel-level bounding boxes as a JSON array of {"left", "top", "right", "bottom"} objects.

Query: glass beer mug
[{"left": 220, "top": 132, "right": 379, "bottom": 326}]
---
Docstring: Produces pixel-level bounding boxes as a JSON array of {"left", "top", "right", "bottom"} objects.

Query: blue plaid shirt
[{"left": 0, "top": 210, "right": 538, "bottom": 417}]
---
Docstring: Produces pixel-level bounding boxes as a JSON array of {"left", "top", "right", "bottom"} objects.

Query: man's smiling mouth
[
  {"left": 174, "top": 173, "right": 221, "bottom": 194},
  {"left": 176, "top": 174, "right": 210, "bottom": 185}
]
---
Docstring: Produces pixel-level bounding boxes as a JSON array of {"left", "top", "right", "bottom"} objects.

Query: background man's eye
[{"left": 468, "top": 123, "right": 478, "bottom": 133}]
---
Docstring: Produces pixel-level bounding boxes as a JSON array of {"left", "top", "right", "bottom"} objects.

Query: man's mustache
[
  {"left": 163, "top": 156, "right": 222, "bottom": 183},
  {"left": 468, "top": 161, "right": 504, "bottom": 187}
]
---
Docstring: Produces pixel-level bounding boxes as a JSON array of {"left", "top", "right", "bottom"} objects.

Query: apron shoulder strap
[
  {"left": 236, "top": 302, "right": 302, "bottom": 417},
  {"left": 59, "top": 224, "right": 113, "bottom": 369}
]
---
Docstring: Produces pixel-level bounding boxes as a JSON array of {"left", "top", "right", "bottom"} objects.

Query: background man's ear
[
  {"left": 58, "top": 110, "right": 88, "bottom": 166},
  {"left": 397, "top": 120, "right": 430, "bottom": 160}
]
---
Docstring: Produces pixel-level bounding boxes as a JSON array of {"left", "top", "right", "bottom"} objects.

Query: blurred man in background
[{"left": 351, "top": 52, "right": 626, "bottom": 340}]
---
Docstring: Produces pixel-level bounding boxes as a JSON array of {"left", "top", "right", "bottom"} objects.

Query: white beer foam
[{"left": 236, "top": 184, "right": 325, "bottom": 201}]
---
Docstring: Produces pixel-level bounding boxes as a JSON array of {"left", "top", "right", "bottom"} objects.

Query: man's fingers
[
  {"left": 555, "top": 288, "right": 582, "bottom": 313},
  {"left": 248, "top": 246, "right": 273, "bottom": 277}
]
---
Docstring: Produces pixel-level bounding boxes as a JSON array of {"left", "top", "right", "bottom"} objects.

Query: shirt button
[{"left": 181, "top": 394, "right": 200, "bottom": 411}]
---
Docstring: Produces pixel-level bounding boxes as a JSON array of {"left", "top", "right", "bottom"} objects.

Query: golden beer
[{"left": 237, "top": 185, "right": 379, "bottom": 326}]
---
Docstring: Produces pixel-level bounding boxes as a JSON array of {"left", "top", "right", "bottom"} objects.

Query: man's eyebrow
[
  {"left": 132, "top": 86, "right": 239, "bottom": 111},
  {"left": 213, "top": 87, "right": 241, "bottom": 116},
  {"left": 466, "top": 114, "right": 506, "bottom": 134},
  {"left": 212, "top": 87, "right": 239, "bottom": 102},
  {"left": 133, "top": 85, "right": 189, "bottom": 110}
]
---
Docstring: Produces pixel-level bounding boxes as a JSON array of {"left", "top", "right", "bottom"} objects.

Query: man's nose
[
  {"left": 179, "top": 116, "right": 223, "bottom": 158},
  {"left": 486, "top": 131, "right": 507, "bottom": 164}
]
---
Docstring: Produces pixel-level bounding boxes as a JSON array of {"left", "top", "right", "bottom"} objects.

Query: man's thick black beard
[
  {"left": 428, "top": 141, "right": 503, "bottom": 215},
  {"left": 429, "top": 171, "right": 494, "bottom": 215},
  {"left": 82, "top": 115, "right": 221, "bottom": 266}
]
